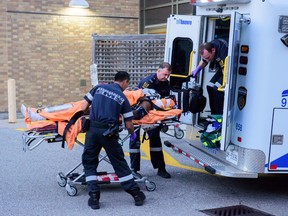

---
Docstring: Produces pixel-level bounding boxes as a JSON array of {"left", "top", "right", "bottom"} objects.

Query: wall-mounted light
[{"left": 69, "top": 0, "right": 89, "bottom": 8}]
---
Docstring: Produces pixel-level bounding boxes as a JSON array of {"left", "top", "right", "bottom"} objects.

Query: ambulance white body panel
[{"left": 164, "top": 0, "right": 288, "bottom": 177}]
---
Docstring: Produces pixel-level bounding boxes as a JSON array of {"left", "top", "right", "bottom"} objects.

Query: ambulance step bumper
[{"left": 164, "top": 139, "right": 258, "bottom": 178}]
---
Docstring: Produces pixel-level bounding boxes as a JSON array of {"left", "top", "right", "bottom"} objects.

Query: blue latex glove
[
  {"left": 130, "top": 132, "right": 137, "bottom": 142},
  {"left": 190, "top": 65, "right": 201, "bottom": 78}
]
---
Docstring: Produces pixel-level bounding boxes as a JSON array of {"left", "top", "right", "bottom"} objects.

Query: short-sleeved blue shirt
[
  {"left": 84, "top": 83, "right": 133, "bottom": 124},
  {"left": 138, "top": 73, "right": 170, "bottom": 98}
]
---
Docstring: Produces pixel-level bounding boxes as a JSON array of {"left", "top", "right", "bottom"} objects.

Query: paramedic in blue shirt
[
  {"left": 81, "top": 71, "right": 145, "bottom": 210},
  {"left": 191, "top": 39, "right": 228, "bottom": 115},
  {"left": 129, "top": 62, "right": 172, "bottom": 179}
]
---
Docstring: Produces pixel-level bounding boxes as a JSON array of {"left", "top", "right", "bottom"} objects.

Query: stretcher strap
[{"left": 62, "top": 111, "right": 84, "bottom": 148}]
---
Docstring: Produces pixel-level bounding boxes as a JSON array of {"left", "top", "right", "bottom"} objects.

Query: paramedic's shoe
[
  {"left": 28, "top": 108, "right": 46, "bottom": 121},
  {"left": 127, "top": 189, "right": 146, "bottom": 206},
  {"left": 157, "top": 168, "right": 171, "bottom": 179},
  {"left": 88, "top": 191, "right": 100, "bottom": 210}
]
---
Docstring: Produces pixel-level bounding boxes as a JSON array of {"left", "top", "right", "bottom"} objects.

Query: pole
[{"left": 8, "top": 79, "right": 17, "bottom": 123}]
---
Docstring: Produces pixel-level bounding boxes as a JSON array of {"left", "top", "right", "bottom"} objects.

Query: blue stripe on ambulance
[
  {"left": 265, "top": 153, "right": 288, "bottom": 168},
  {"left": 281, "top": 89, "right": 288, "bottom": 97}
]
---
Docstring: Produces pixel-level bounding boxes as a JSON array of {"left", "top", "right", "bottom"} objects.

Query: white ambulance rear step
[{"left": 164, "top": 139, "right": 258, "bottom": 178}]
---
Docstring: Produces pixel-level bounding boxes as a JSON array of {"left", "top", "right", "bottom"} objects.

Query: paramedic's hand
[
  {"left": 130, "top": 132, "right": 137, "bottom": 143},
  {"left": 190, "top": 65, "right": 201, "bottom": 78}
]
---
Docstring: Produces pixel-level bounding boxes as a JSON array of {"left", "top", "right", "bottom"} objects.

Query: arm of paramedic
[
  {"left": 122, "top": 97, "right": 135, "bottom": 134},
  {"left": 125, "top": 120, "right": 134, "bottom": 134},
  {"left": 191, "top": 60, "right": 208, "bottom": 77}
]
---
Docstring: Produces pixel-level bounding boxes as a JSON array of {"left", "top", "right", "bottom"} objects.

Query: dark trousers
[
  {"left": 129, "top": 127, "right": 165, "bottom": 172},
  {"left": 82, "top": 124, "right": 139, "bottom": 193},
  {"left": 207, "top": 69, "right": 224, "bottom": 115}
]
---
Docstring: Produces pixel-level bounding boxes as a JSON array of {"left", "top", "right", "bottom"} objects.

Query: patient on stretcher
[
  {"left": 21, "top": 88, "right": 181, "bottom": 123},
  {"left": 21, "top": 89, "right": 182, "bottom": 150}
]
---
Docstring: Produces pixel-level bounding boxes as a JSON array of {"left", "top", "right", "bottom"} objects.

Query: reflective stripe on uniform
[
  {"left": 208, "top": 81, "right": 222, "bottom": 88},
  {"left": 85, "top": 92, "right": 93, "bottom": 101},
  {"left": 118, "top": 174, "right": 134, "bottom": 182},
  {"left": 86, "top": 175, "right": 97, "bottom": 182},
  {"left": 207, "top": 82, "right": 215, "bottom": 87},
  {"left": 150, "top": 147, "right": 162, "bottom": 152},
  {"left": 215, "top": 82, "right": 222, "bottom": 88},
  {"left": 130, "top": 149, "right": 140, "bottom": 153},
  {"left": 123, "top": 111, "right": 134, "bottom": 118}
]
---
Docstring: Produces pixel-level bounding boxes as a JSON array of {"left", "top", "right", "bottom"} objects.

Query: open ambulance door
[
  {"left": 164, "top": 14, "right": 202, "bottom": 89},
  {"left": 221, "top": 12, "right": 242, "bottom": 151}
]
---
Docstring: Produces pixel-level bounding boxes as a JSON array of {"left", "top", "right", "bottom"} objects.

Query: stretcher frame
[{"left": 22, "top": 118, "right": 184, "bottom": 196}]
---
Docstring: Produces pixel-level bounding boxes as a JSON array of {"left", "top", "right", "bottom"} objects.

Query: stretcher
[
  {"left": 21, "top": 111, "right": 183, "bottom": 196},
  {"left": 22, "top": 120, "right": 182, "bottom": 196},
  {"left": 22, "top": 124, "right": 157, "bottom": 196},
  {"left": 21, "top": 89, "right": 184, "bottom": 196}
]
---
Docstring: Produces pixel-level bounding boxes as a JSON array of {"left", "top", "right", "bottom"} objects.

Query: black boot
[
  {"left": 127, "top": 188, "right": 146, "bottom": 206},
  {"left": 157, "top": 168, "right": 171, "bottom": 178},
  {"left": 88, "top": 191, "right": 100, "bottom": 210}
]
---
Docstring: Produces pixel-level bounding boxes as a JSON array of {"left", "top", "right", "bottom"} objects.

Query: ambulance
[{"left": 164, "top": 0, "right": 288, "bottom": 177}]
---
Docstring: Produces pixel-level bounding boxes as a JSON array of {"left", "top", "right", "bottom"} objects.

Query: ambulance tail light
[
  {"left": 190, "top": 0, "right": 251, "bottom": 6},
  {"left": 238, "top": 67, "right": 247, "bottom": 75},
  {"left": 239, "top": 56, "right": 248, "bottom": 65},
  {"left": 240, "top": 45, "right": 249, "bottom": 53},
  {"left": 239, "top": 45, "right": 249, "bottom": 75}
]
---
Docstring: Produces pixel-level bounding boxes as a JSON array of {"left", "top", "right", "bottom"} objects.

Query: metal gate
[{"left": 91, "top": 34, "right": 166, "bottom": 87}]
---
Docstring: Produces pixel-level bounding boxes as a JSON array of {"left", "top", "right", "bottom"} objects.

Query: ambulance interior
[
  {"left": 169, "top": 15, "right": 231, "bottom": 127},
  {"left": 199, "top": 16, "right": 230, "bottom": 122}
]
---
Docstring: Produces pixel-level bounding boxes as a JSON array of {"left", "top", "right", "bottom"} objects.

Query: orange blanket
[
  {"left": 23, "top": 91, "right": 182, "bottom": 150},
  {"left": 23, "top": 100, "right": 86, "bottom": 150},
  {"left": 124, "top": 89, "right": 182, "bottom": 124}
]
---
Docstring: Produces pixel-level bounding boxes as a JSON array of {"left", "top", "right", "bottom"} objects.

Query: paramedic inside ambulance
[{"left": 191, "top": 39, "right": 228, "bottom": 115}]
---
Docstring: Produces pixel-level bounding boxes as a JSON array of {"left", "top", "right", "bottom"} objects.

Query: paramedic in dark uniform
[
  {"left": 191, "top": 39, "right": 228, "bottom": 114},
  {"left": 129, "top": 62, "right": 172, "bottom": 179},
  {"left": 81, "top": 71, "right": 146, "bottom": 210}
]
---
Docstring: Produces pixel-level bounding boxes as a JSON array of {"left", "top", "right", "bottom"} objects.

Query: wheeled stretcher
[
  {"left": 22, "top": 118, "right": 184, "bottom": 196},
  {"left": 21, "top": 102, "right": 184, "bottom": 196},
  {"left": 22, "top": 124, "right": 157, "bottom": 196},
  {"left": 22, "top": 90, "right": 184, "bottom": 196}
]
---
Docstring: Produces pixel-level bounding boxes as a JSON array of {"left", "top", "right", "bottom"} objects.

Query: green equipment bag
[{"left": 200, "top": 115, "right": 222, "bottom": 148}]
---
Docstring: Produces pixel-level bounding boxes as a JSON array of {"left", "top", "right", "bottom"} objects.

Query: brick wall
[{"left": 0, "top": 0, "right": 139, "bottom": 112}]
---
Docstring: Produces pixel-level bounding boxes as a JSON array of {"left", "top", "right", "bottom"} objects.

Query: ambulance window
[
  {"left": 170, "top": 37, "right": 193, "bottom": 88},
  {"left": 214, "top": 18, "right": 230, "bottom": 42}
]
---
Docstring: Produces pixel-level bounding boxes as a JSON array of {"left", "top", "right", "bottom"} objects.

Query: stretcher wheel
[
  {"left": 57, "top": 172, "right": 67, "bottom": 187},
  {"left": 175, "top": 129, "right": 184, "bottom": 139},
  {"left": 160, "top": 125, "right": 169, "bottom": 133},
  {"left": 66, "top": 185, "right": 78, "bottom": 196},
  {"left": 145, "top": 180, "right": 156, "bottom": 192}
]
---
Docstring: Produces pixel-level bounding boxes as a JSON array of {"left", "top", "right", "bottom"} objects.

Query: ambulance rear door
[
  {"left": 164, "top": 14, "right": 202, "bottom": 89},
  {"left": 221, "top": 12, "right": 243, "bottom": 151}
]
